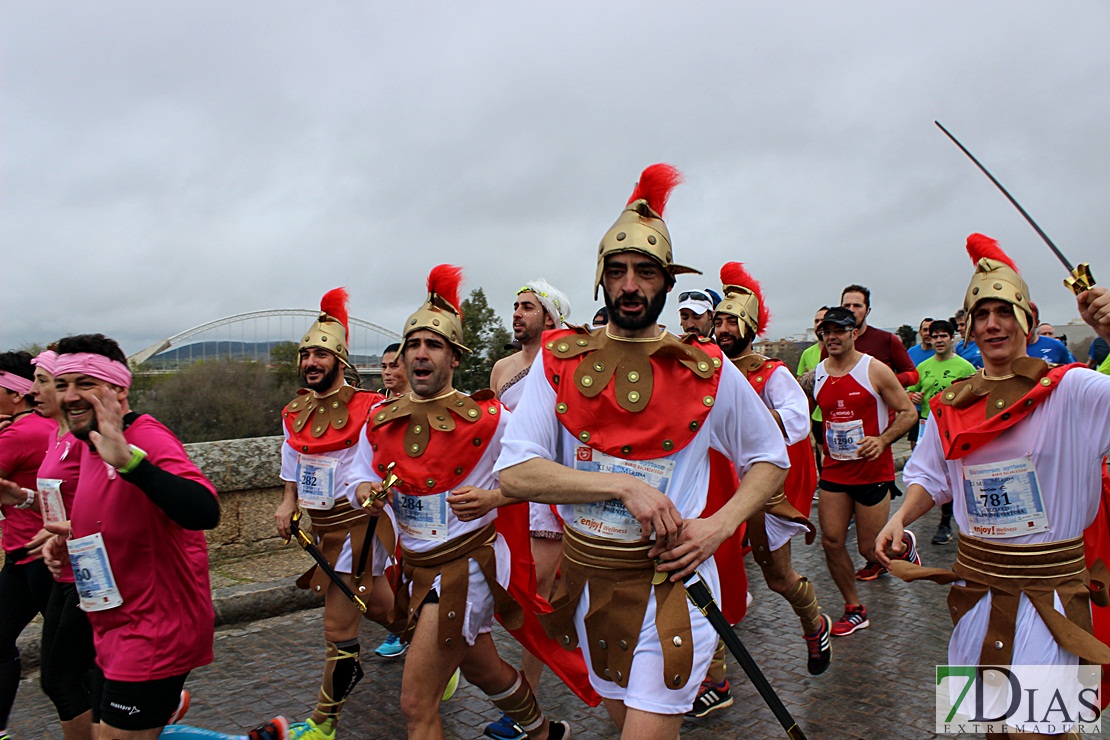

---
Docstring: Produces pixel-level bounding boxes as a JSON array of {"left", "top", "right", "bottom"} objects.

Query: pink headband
[
  {"left": 0, "top": 371, "right": 33, "bottom": 395},
  {"left": 54, "top": 353, "right": 133, "bottom": 389},
  {"left": 31, "top": 350, "right": 58, "bottom": 376}
]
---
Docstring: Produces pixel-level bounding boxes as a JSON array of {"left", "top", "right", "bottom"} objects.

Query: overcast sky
[{"left": 3, "top": 2, "right": 1108, "bottom": 357}]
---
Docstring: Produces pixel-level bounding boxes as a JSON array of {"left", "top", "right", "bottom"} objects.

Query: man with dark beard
[
  {"left": 496, "top": 164, "right": 789, "bottom": 738},
  {"left": 705, "top": 264, "right": 833, "bottom": 694},
  {"left": 273, "top": 289, "right": 393, "bottom": 740}
]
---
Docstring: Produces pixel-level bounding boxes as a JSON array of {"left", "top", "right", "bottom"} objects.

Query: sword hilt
[
  {"left": 1064, "top": 263, "right": 1096, "bottom": 295},
  {"left": 362, "top": 461, "right": 401, "bottom": 510},
  {"left": 290, "top": 509, "right": 312, "bottom": 548}
]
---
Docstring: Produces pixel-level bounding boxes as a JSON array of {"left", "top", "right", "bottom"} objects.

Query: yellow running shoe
[
  {"left": 442, "top": 667, "right": 461, "bottom": 702},
  {"left": 288, "top": 718, "right": 335, "bottom": 740}
]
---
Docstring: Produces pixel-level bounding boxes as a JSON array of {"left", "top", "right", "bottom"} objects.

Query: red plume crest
[
  {"left": 966, "top": 233, "right": 1019, "bottom": 272},
  {"left": 319, "top": 287, "right": 350, "bottom": 336},
  {"left": 720, "top": 261, "right": 770, "bottom": 335},
  {"left": 626, "top": 163, "right": 683, "bottom": 217},
  {"left": 427, "top": 264, "right": 464, "bottom": 315}
]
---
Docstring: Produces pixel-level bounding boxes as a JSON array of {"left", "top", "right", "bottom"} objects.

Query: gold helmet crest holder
[
  {"left": 300, "top": 287, "right": 352, "bottom": 367},
  {"left": 593, "top": 164, "right": 700, "bottom": 300},
  {"left": 717, "top": 262, "right": 769, "bottom": 340},
  {"left": 404, "top": 264, "right": 471, "bottom": 353},
  {"left": 963, "top": 234, "right": 1033, "bottom": 336}
]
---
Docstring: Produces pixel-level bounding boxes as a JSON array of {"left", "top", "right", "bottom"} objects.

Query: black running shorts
[
  {"left": 95, "top": 671, "right": 189, "bottom": 731},
  {"left": 818, "top": 479, "right": 898, "bottom": 507}
]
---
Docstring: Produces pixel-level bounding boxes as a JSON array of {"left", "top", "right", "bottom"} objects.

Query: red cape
[
  {"left": 496, "top": 502, "right": 601, "bottom": 706},
  {"left": 743, "top": 360, "right": 816, "bottom": 517},
  {"left": 1082, "top": 459, "right": 1110, "bottom": 709},
  {"left": 705, "top": 449, "right": 749, "bottom": 625}
]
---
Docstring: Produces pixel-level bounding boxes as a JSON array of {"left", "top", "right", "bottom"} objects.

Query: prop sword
[
  {"left": 290, "top": 508, "right": 367, "bottom": 613},
  {"left": 934, "top": 120, "right": 1096, "bottom": 295},
  {"left": 354, "top": 462, "right": 401, "bottom": 582},
  {"left": 289, "top": 463, "right": 401, "bottom": 614},
  {"left": 682, "top": 572, "right": 808, "bottom": 739}
]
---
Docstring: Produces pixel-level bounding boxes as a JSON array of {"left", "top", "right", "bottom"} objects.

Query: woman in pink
[{"left": 0, "top": 351, "right": 54, "bottom": 740}]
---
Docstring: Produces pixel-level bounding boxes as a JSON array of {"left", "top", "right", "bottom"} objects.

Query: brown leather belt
[
  {"left": 295, "top": 498, "right": 374, "bottom": 593},
  {"left": 890, "top": 534, "right": 1110, "bottom": 666},
  {"left": 393, "top": 522, "right": 522, "bottom": 647},
  {"left": 540, "top": 527, "right": 695, "bottom": 690}
]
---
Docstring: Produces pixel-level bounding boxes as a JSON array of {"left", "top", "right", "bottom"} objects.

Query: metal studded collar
[
  {"left": 372, "top": 388, "right": 498, "bottom": 458},
  {"left": 286, "top": 385, "right": 357, "bottom": 438}
]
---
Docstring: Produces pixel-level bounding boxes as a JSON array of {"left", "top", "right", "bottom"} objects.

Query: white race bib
[
  {"left": 68, "top": 532, "right": 124, "bottom": 612},
  {"left": 826, "top": 419, "right": 865, "bottom": 460},
  {"left": 36, "top": 478, "right": 67, "bottom": 526},
  {"left": 296, "top": 454, "right": 338, "bottom": 509},
  {"left": 961, "top": 456, "right": 1049, "bottom": 538},
  {"left": 570, "top": 446, "right": 675, "bottom": 541},
  {"left": 917, "top": 417, "right": 927, "bottom": 443},
  {"left": 394, "top": 491, "right": 449, "bottom": 542}
]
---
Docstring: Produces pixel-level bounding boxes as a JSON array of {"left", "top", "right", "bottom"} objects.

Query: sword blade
[
  {"left": 683, "top": 574, "right": 807, "bottom": 739},
  {"left": 935, "top": 120, "right": 1074, "bottom": 272},
  {"left": 291, "top": 513, "right": 368, "bottom": 613}
]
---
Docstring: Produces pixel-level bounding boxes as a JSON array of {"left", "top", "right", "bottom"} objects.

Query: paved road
[{"left": 10, "top": 486, "right": 958, "bottom": 739}]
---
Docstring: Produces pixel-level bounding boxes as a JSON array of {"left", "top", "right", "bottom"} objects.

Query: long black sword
[
  {"left": 934, "top": 120, "right": 1095, "bottom": 294},
  {"left": 683, "top": 572, "right": 807, "bottom": 739},
  {"left": 291, "top": 509, "right": 367, "bottom": 614}
]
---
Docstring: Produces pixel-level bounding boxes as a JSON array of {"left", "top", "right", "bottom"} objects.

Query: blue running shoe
[
  {"left": 483, "top": 714, "right": 526, "bottom": 740},
  {"left": 374, "top": 633, "right": 407, "bottom": 659}
]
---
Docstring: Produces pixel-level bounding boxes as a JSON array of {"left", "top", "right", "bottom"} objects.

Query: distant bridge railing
[{"left": 129, "top": 309, "right": 402, "bottom": 371}]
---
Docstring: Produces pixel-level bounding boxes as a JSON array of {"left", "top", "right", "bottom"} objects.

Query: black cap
[{"left": 818, "top": 306, "right": 858, "bottom": 330}]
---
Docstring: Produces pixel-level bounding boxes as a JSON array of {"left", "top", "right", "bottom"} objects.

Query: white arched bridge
[{"left": 129, "top": 309, "right": 402, "bottom": 374}]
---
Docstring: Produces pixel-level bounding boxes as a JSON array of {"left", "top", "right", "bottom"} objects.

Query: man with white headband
[
  {"left": 0, "top": 350, "right": 54, "bottom": 740},
  {"left": 487, "top": 279, "right": 572, "bottom": 740},
  {"left": 38, "top": 334, "right": 286, "bottom": 739}
]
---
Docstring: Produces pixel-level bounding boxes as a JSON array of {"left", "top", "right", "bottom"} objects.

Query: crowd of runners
[{"left": 2, "top": 163, "right": 1110, "bottom": 740}]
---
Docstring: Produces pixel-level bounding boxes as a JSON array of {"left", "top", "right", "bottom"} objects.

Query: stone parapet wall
[{"left": 187, "top": 435, "right": 287, "bottom": 559}]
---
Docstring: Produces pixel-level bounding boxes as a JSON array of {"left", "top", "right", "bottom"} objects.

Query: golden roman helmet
[
  {"left": 404, "top": 264, "right": 471, "bottom": 353},
  {"left": 300, "top": 287, "right": 352, "bottom": 367},
  {"left": 963, "top": 233, "right": 1033, "bottom": 335},
  {"left": 593, "top": 163, "right": 701, "bottom": 299},
  {"left": 717, "top": 262, "right": 768, "bottom": 340}
]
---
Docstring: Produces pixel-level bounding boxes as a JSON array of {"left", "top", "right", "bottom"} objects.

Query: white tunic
[
  {"left": 755, "top": 365, "right": 812, "bottom": 550},
  {"left": 904, "top": 368, "right": 1110, "bottom": 728},
  {"left": 281, "top": 427, "right": 394, "bottom": 576},
  {"left": 349, "top": 411, "right": 513, "bottom": 643},
  {"left": 495, "top": 351, "right": 789, "bottom": 713}
]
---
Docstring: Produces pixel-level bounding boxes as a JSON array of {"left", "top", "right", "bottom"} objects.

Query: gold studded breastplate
[
  {"left": 932, "top": 359, "right": 1083, "bottom": 460},
  {"left": 282, "top": 386, "right": 380, "bottom": 455},
  {"left": 367, "top": 389, "right": 503, "bottom": 495},
  {"left": 542, "top": 326, "right": 723, "bottom": 460}
]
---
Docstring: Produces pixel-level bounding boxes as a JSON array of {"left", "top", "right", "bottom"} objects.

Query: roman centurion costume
[
  {"left": 495, "top": 164, "right": 790, "bottom": 714},
  {"left": 715, "top": 262, "right": 827, "bottom": 662},
  {"left": 280, "top": 288, "right": 387, "bottom": 731},
  {"left": 352, "top": 266, "right": 598, "bottom": 727},
  {"left": 894, "top": 234, "right": 1110, "bottom": 727}
]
